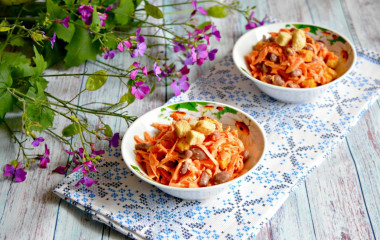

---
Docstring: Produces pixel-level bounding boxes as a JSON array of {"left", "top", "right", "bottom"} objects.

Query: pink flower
[
  {"left": 52, "top": 165, "right": 69, "bottom": 175},
  {"left": 73, "top": 160, "right": 97, "bottom": 174},
  {"left": 131, "top": 42, "right": 147, "bottom": 58},
  {"left": 153, "top": 62, "right": 162, "bottom": 81},
  {"left": 211, "top": 26, "right": 221, "bottom": 41},
  {"left": 39, "top": 144, "right": 50, "bottom": 168},
  {"left": 208, "top": 48, "right": 218, "bottom": 61},
  {"left": 131, "top": 81, "right": 150, "bottom": 100},
  {"left": 75, "top": 176, "right": 98, "bottom": 187},
  {"left": 32, "top": 137, "right": 44, "bottom": 147},
  {"left": 109, "top": 133, "right": 120, "bottom": 148},
  {"left": 50, "top": 33, "right": 56, "bottom": 49},
  {"left": 98, "top": 13, "right": 108, "bottom": 27},
  {"left": 170, "top": 75, "right": 190, "bottom": 96},
  {"left": 191, "top": 1, "right": 207, "bottom": 17},
  {"left": 55, "top": 16, "right": 70, "bottom": 28},
  {"left": 103, "top": 49, "right": 117, "bottom": 60},
  {"left": 78, "top": 5, "right": 94, "bottom": 25},
  {"left": 3, "top": 162, "right": 27, "bottom": 182}
]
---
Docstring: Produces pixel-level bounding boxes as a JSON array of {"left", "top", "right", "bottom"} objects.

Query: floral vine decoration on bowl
[{"left": 0, "top": 0, "right": 266, "bottom": 186}]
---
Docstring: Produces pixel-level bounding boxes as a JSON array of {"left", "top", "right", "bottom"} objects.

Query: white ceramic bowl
[
  {"left": 121, "top": 101, "right": 266, "bottom": 200},
  {"left": 232, "top": 22, "right": 357, "bottom": 103}
]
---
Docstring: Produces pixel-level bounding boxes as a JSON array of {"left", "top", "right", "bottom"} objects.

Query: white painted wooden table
[{"left": 1, "top": 0, "right": 379, "bottom": 239}]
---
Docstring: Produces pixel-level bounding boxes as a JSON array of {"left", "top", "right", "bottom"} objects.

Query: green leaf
[
  {"left": 207, "top": 6, "right": 228, "bottom": 18},
  {"left": 0, "top": 65, "right": 13, "bottom": 119},
  {"left": 62, "top": 123, "right": 80, "bottom": 137},
  {"left": 119, "top": 91, "right": 135, "bottom": 104},
  {"left": 103, "top": 124, "right": 113, "bottom": 137},
  {"left": 328, "top": 36, "right": 347, "bottom": 45},
  {"left": 2, "top": 52, "right": 34, "bottom": 79},
  {"left": 86, "top": 70, "right": 108, "bottom": 91},
  {"left": 291, "top": 24, "right": 328, "bottom": 35},
  {"left": 53, "top": 22, "right": 75, "bottom": 43},
  {"left": 198, "top": 21, "right": 212, "bottom": 30},
  {"left": 24, "top": 81, "right": 55, "bottom": 132},
  {"left": 10, "top": 37, "right": 25, "bottom": 47},
  {"left": 213, "top": 106, "right": 237, "bottom": 119},
  {"left": 7, "top": 160, "right": 19, "bottom": 168},
  {"left": 0, "top": 26, "right": 10, "bottom": 32},
  {"left": 144, "top": 2, "right": 163, "bottom": 19},
  {"left": 168, "top": 102, "right": 199, "bottom": 112},
  {"left": 114, "top": 0, "right": 134, "bottom": 25},
  {"left": 47, "top": 0, "right": 75, "bottom": 42},
  {"left": 63, "top": 0, "right": 74, "bottom": 5},
  {"left": 64, "top": 21, "right": 101, "bottom": 68},
  {"left": 90, "top": 9, "right": 101, "bottom": 32},
  {"left": 32, "top": 46, "right": 47, "bottom": 77}
]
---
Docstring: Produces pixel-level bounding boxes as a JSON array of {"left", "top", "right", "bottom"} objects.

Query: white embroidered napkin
[{"left": 54, "top": 48, "right": 380, "bottom": 240}]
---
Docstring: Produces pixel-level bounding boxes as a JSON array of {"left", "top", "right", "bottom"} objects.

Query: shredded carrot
[
  {"left": 246, "top": 28, "right": 340, "bottom": 88},
  {"left": 134, "top": 116, "right": 248, "bottom": 188}
]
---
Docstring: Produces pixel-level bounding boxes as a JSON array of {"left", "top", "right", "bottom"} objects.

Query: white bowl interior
[{"left": 121, "top": 101, "right": 266, "bottom": 199}]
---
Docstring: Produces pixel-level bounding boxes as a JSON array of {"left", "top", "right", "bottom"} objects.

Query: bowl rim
[
  {"left": 232, "top": 22, "right": 357, "bottom": 92},
  {"left": 121, "top": 100, "right": 267, "bottom": 192}
]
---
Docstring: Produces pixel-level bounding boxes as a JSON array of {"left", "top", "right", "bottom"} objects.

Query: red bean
[
  {"left": 213, "top": 172, "right": 231, "bottom": 184},
  {"left": 180, "top": 150, "right": 193, "bottom": 159},
  {"left": 180, "top": 161, "right": 189, "bottom": 175},
  {"left": 273, "top": 75, "right": 284, "bottom": 86},
  {"left": 264, "top": 75, "right": 273, "bottom": 83},
  {"left": 199, "top": 172, "right": 210, "bottom": 187},
  {"left": 290, "top": 69, "right": 302, "bottom": 77},
  {"left": 287, "top": 82, "right": 300, "bottom": 88},
  {"left": 262, "top": 64, "right": 272, "bottom": 74},
  {"left": 191, "top": 148, "right": 207, "bottom": 160}
]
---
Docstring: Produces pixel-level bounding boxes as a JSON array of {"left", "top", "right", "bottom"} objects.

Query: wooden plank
[
  {"left": 305, "top": 142, "right": 375, "bottom": 240},
  {"left": 0, "top": 66, "right": 85, "bottom": 239},
  {"left": 346, "top": 103, "right": 380, "bottom": 238}
]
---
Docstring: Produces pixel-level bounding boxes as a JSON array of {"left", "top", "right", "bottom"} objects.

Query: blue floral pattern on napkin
[{"left": 54, "top": 48, "right": 380, "bottom": 240}]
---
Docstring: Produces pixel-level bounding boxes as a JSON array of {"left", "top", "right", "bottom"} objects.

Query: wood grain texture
[{"left": 0, "top": 0, "right": 379, "bottom": 239}]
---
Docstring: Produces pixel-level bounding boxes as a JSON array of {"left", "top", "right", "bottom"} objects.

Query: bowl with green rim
[
  {"left": 121, "top": 101, "right": 267, "bottom": 200},
  {"left": 232, "top": 22, "right": 356, "bottom": 103}
]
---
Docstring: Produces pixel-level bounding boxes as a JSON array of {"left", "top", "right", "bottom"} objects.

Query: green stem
[{"left": 2, "top": 120, "right": 30, "bottom": 166}]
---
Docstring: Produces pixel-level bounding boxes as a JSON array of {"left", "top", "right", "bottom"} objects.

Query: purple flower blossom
[
  {"left": 131, "top": 81, "right": 150, "bottom": 100},
  {"left": 109, "top": 133, "right": 120, "bottom": 148},
  {"left": 55, "top": 16, "right": 70, "bottom": 28},
  {"left": 179, "top": 65, "right": 190, "bottom": 75},
  {"left": 65, "top": 149, "right": 80, "bottom": 165},
  {"left": 50, "top": 33, "right": 56, "bottom": 49},
  {"left": 173, "top": 40, "right": 186, "bottom": 52},
  {"left": 39, "top": 144, "right": 50, "bottom": 168},
  {"left": 130, "top": 69, "right": 138, "bottom": 79},
  {"left": 211, "top": 26, "right": 221, "bottom": 41},
  {"left": 90, "top": 144, "right": 105, "bottom": 156},
  {"left": 3, "top": 162, "right": 27, "bottom": 182},
  {"left": 123, "top": 40, "right": 132, "bottom": 48},
  {"left": 78, "top": 5, "right": 94, "bottom": 25},
  {"left": 131, "top": 42, "right": 147, "bottom": 58},
  {"left": 191, "top": 1, "right": 207, "bottom": 17},
  {"left": 103, "top": 49, "right": 117, "bottom": 60},
  {"left": 153, "top": 62, "right": 162, "bottom": 81},
  {"left": 32, "top": 137, "right": 44, "bottom": 147},
  {"left": 106, "top": 6, "right": 112, "bottom": 11},
  {"left": 208, "top": 48, "right": 218, "bottom": 61},
  {"left": 142, "top": 66, "right": 148, "bottom": 75},
  {"left": 73, "top": 160, "right": 97, "bottom": 174},
  {"left": 186, "top": 44, "right": 209, "bottom": 66},
  {"left": 245, "top": 22, "right": 258, "bottom": 30},
  {"left": 98, "top": 12, "right": 108, "bottom": 27},
  {"left": 135, "top": 27, "right": 146, "bottom": 43},
  {"left": 117, "top": 42, "right": 124, "bottom": 52},
  {"left": 52, "top": 165, "right": 69, "bottom": 175},
  {"left": 75, "top": 176, "right": 98, "bottom": 187},
  {"left": 170, "top": 75, "right": 190, "bottom": 96}
]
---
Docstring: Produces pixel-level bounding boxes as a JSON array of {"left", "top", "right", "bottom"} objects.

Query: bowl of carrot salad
[
  {"left": 121, "top": 101, "right": 266, "bottom": 200},
  {"left": 233, "top": 22, "right": 356, "bottom": 103}
]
